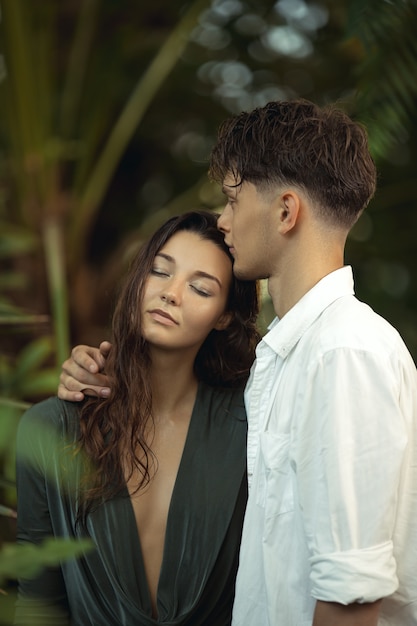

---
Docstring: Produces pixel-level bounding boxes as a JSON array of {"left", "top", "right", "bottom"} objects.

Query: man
[{"left": 59, "top": 100, "right": 417, "bottom": 625}]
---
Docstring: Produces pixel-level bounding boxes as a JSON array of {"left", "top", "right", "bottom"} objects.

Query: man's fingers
[
  {"left": 58, "top": 343, "right": 112, "bottom": 400},
  {"left": 57, "top": 376, "right": 111, "bottom": 401},
  {"left": 80, "top": 386, "right": 111, "bottom": 398},
  {"left": 98, "top": 341, "right": 112, "bottom": 359},
  {"left": 71, "top": 345, "right": 105, "bottom": 374},
  {"left": 57, "top": 383, "right": 85, "bottom": 402},
  {"left": 60, "top": 365, "right": 110, "bottom": 389}
]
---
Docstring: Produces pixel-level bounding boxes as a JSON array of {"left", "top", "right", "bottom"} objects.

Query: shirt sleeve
[
  {"left": 293, "top": 346, "right": 408, "bottom": 604},
  {"left": 14, "top": 403, "right": 70, "bottom": 625}
]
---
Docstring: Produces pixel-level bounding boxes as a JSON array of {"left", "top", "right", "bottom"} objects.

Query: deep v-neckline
[
  {"left": 71, "top": 385, "right": 247, "bottom": 624},
  {"left": 124, "top": 382, "right": 202, "bottom": 615}
]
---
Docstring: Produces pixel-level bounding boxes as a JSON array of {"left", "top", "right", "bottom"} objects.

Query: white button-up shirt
[{"left": 232, "top": 266, "right": 417, "bottom": 625}]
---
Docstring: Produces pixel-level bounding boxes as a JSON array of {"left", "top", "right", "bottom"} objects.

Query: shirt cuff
[{"left": 310, "top": 541, "right": 398, "bottom": 604}]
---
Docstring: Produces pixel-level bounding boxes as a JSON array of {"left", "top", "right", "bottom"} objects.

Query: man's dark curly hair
[{"left": 209, "top": 99, "right": 377, "bottom": 228}]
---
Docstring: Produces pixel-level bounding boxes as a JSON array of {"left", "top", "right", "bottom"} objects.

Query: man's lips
[{"left": 149, "top": 309, "right": 179, "bottom": 325}]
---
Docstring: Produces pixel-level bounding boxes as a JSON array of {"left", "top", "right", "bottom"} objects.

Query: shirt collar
[{"left": 262, "top": 266, "right": 355, "bottom": 359}]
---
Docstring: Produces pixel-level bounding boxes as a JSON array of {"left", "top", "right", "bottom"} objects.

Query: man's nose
[{"left": 217, "top": 206, "right": 230, "bottom": 234}]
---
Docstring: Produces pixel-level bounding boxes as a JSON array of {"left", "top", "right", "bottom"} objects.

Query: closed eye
[
  {"left": 223, "top": 191, "right": 236, "bottom": 207},
  {"left": 190, "top": 284, "right": 211, "bottom": 297},
  {"left": 151, "top": 268, "right": 169, "bottom": 277}
]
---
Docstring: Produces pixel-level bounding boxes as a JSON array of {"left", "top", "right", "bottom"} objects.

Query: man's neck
[{"left": 268, "top": 253, "right": 344, "bottom": 319}]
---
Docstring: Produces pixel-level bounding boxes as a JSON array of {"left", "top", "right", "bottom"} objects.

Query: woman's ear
[{"left": 214, "top": 311, "right": 233, "bottom": 331}]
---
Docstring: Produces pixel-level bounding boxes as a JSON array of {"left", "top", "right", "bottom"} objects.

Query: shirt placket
[{"left": 246, "top": 341, "right": 278, "bottom": 486}]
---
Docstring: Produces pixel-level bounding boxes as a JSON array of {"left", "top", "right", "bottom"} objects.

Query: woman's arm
[{"left": 15, "top": 408, "right": 70, "bottom": 625}]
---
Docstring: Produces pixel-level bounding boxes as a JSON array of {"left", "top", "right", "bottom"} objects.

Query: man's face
[{"left": 217, "top": 173, "right": 277, "bottom": 281}]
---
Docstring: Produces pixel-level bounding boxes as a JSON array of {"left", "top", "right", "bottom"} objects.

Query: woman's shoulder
[
  {"left": 18, "top": 396, "right": 81, "bottom": 440},
  {"left": 200, "top": 381, "right": 244, "bottom": 399},
  {"left": 199, "top": 382, "right": 246, "bottom": 421}
]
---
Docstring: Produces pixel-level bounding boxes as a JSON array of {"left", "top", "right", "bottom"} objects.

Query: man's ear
[
  {"left": 214, "top": 311, "right": 233, "bottom": 331},
  {"left": 277, "top": 190, "right": 301, "bottom": 234}
]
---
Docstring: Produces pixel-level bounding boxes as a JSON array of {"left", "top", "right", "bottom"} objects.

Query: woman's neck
[{"left": 148, "top": 348, "right": 199, "bottom": 421}]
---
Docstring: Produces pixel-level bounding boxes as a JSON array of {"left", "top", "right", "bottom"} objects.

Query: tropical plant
[
  {"left": 346, "top": 0, "right": 417, "bottom": 158},
  {"left": 0, "top": 0, "right": 417, "bottom": 621},
  {"left": 0, "top": 0, "right": 212, "bottom": 615}
]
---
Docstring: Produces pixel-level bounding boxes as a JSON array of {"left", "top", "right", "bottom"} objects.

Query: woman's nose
[
  {"left": 161, "top": 290, "right": 179, "bottom": 305},
  {"left": 159, "top": 275, "right": 183, "bottom": 305}
]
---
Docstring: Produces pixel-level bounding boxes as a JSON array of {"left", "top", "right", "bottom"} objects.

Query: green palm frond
[{"left": 346, "top": 0, "right": 417, "bottom": 158}]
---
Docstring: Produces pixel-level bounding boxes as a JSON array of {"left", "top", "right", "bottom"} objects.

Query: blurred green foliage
[
  {"left": 0, "top": 538, "right": 94, "bottom": 623},
  {"left": 0, "top": 0, "right": 416, "bottom": 621}
]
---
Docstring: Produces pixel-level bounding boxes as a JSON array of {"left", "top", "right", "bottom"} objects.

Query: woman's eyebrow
[
  {"left": 156, "top": 252, "right": 223, "bottom": 287},
  {"left": 155, "top": 252, "right": 174, "bottom": 263},
  {"left": 156, "top": 253, "right": 222, "bottom": 288},
  {"left": 194, "top": 271, "right": 222, "bottom": 288}
]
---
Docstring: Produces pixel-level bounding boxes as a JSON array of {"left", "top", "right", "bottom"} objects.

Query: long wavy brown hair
[{"left": 77, "top": 210, "right": 260, "bottom": 523}]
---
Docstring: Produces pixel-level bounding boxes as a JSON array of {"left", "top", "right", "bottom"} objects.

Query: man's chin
[
  {"left": 232, "top": 264, "right": 261, "bottom": 281},
  {"left": 233, "top": 260, "right": 269, "bottom": 280}
]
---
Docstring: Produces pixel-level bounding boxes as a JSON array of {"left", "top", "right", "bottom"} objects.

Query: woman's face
[{"left": 141, "top": 230, "right": 232, "bottom": 355}]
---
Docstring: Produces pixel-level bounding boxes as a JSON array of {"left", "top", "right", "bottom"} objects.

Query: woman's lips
[{"left": 149, "top": 309, "right": 179, "bottom": 325}]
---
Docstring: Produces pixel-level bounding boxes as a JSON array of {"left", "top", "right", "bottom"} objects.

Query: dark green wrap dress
[{"left": 15, "top": 383, "right": 248, "bottom": 625}]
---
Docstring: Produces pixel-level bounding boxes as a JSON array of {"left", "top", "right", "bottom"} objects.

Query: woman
[{"left": 15, "top": 211, "right": 260, "bottom": 626}]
